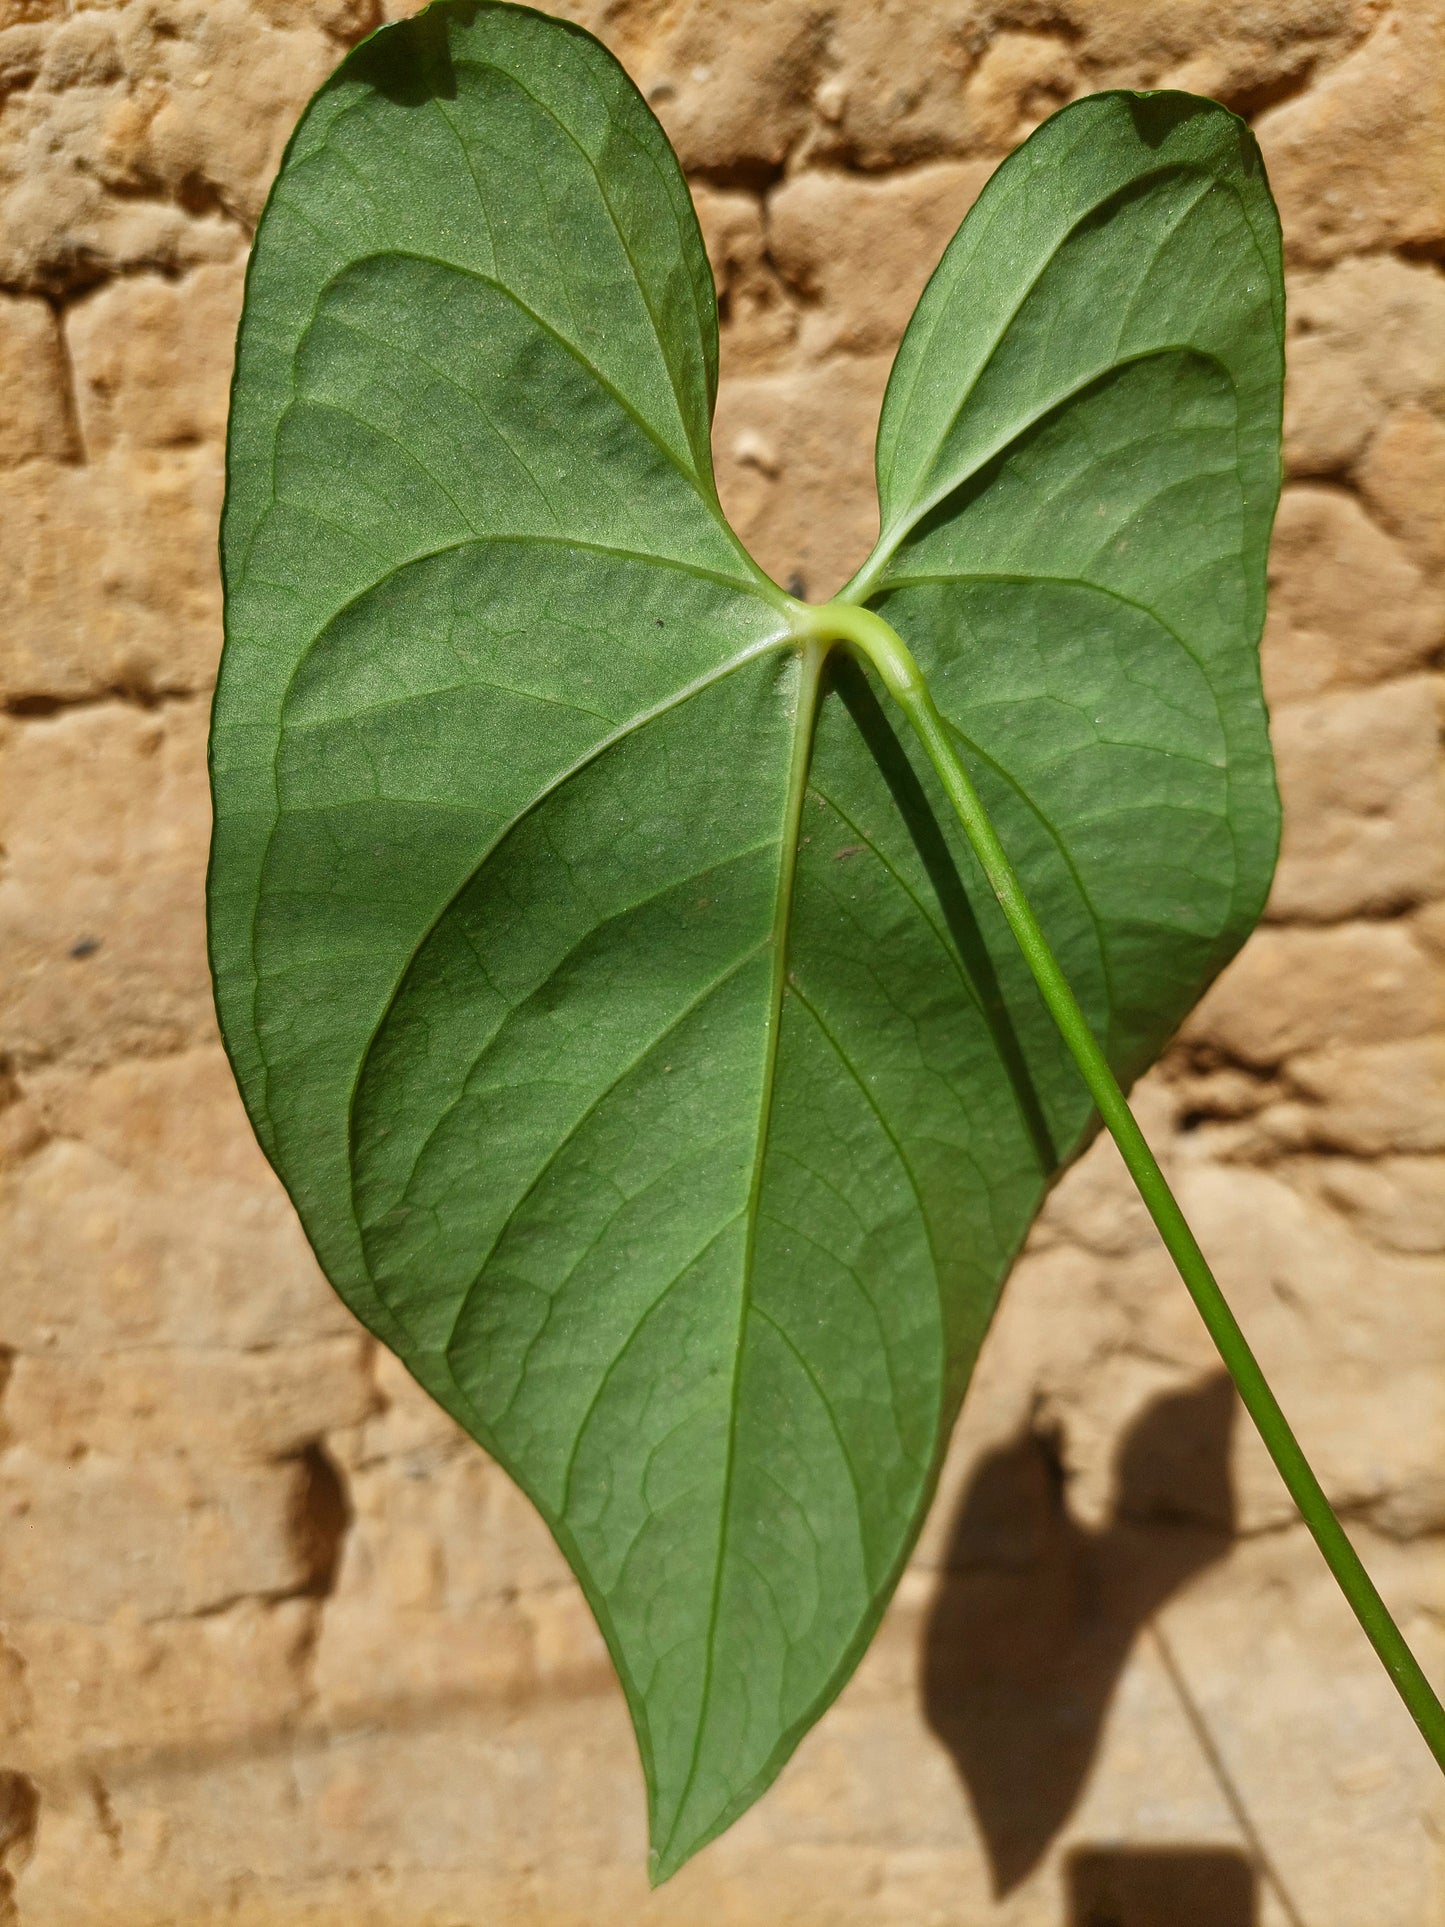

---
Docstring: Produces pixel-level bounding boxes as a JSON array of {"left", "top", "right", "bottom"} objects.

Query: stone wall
[{"left": 1, "top": 2, "right": 1442, "bottom": 1922}]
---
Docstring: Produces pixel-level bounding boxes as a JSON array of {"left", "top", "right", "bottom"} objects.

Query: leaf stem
[{"left": 798, "top": 597, "right": 1445, "bottom": 1773}]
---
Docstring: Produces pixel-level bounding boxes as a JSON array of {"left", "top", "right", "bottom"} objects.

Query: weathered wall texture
[{"left": 1, "top": 1, "right": 1443, "bottom": 1922}]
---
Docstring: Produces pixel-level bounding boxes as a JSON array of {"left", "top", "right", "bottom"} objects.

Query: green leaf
[{"left": 210, "top": 2, "right": 1282, "bottom": 1881}]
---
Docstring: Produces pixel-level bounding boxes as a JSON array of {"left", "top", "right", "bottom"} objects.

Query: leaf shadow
[
  {"left": 1067, "top": 1843, "right": 1256, "bottom": 1926},
  {"left": 347, "top": 6, "right": 465, "bottom": 104},
  {"left": 1122, "top": 91, "right": 1223, "bottom": 149},
  {"left": 830, "top": 654, "right": 1060, "bottom": 1176},
  {"left": 921, "top": 1374, "right": 1237, "bottom": 1896}
]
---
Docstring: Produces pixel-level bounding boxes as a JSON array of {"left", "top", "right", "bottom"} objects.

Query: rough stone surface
[{"left": 1, "top": 2, "right": 1442, "bottom": 1923}]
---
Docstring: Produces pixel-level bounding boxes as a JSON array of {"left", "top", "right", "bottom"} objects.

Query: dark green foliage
[{"left": 211, "top": 0, "right": 1282, "bottom": 1879}]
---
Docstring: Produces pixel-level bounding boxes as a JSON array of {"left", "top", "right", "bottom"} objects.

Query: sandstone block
[
  {"left": 791, "top": 1, "right": 982, "bottom": 169},
  {"left": 0, "top": 87, "right": 241, "bottom": 297},
  {"left": 1262, "top": 486, "right": 1445, "bottom": 704},
  {"left": 689, "top": 185, "right": 797, "bottom": 374},
  {"left": 66, "top": 260, "right": 244, "bottom": 458},
  {"left": 35, "top": 12, "right": 123, "bottom": 93},
  {"left": 0, "top": 1449, "right": 320, "bottom": 1621},
  {"left": 4, "top": 1598, "right": 315, "bottom": 1770},
  {"left": 768, "top": 162, "right": 994, "bottom": 360},
  {"left": 1180, "top": 922, "right": 1441, "bottom": 1067},
  {"left": 313, "top": 1419, "right": 609, "bottom": 1719},
  {"left": 1167, "top": 1163, "right": 1445, "bottom": 1533},
  {"left": 1357, "top": 403, "right": 1445, "bottom": 575},
  {"left": 1303, "top": 1153, "right": 1445, "bottom": 1255},
  {"left": 0, "top": 705, "right": 213, "bottom": 1068},
  {"left": 1283, "top": 256, "right": 1445, "bottom": 475},
  {"left": 3, "top": 1338, "right": 376, "bottom": 1465},
  {"left": 0, "top": 0, "right": 351, "bottom": 295},
  {"left": 1063, "top": 0, "right": 1366, "bottom": 86},
  {"left": 348, "top": 1344, "right": 468, "bottom": 1467},
  {"left": 956, "top": 31, "right": 1077, "bottom": 151},
  {"left": 0, "top": 295, "right": 77, "bottom": 467},
  {"left": 2, "top": 1050, "right": 353, "bottom": 1355},
  {"left": 1267, "top": 676, "right": 1445, "bottom": 920},
  {"left": 1286, "top": 1037, "right": 1445, "bottom": 1156},
  {"left": 713, "top": 357, "right": 891, "bottom": 599},
  {"left": 623, "top": 0, "right": 825, "bottom": 177},
  {"left": 1258, "top": 7, "right": 1445, "bottom": 265},
  {"left": 0, "top": 447, "right": 223, "bottom": 700}
]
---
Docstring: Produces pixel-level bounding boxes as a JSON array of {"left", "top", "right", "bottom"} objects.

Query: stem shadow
[{"left": 830, "top": 654, "right": 1060, "bottom": 1176}]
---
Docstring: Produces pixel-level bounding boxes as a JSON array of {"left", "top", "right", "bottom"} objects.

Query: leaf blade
[{"left": 212, "top": 18, "right": 1284, "bottom": 1884}]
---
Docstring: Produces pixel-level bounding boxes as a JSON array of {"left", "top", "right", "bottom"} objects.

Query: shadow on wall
[
  {"left": 922, "top": 1374, "right": 1239, "bottom": 1900},
  {"left": 1066, "top": 1845, "right": 1255, "bottom": 1927}
]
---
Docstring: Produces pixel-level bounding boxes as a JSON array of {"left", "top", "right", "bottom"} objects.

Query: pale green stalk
[{"left": 796, "top": 597, "right": 1445, "bottom": 1773}]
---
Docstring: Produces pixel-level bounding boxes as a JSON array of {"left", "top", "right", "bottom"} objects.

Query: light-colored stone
[
  {"left": 713, "top": 356, "right": 892, "bottom": 598},
  {"left": 2, "top": 1050, "right": 352, "bottom": 1354},
  {"left": 956, "top": 30, "right": 1078, "bottom": 150},
  {"left": 2, "top": 1338, "right": 376, "bottom": 1464},
  {"left": 1257, "top": 5, "right": 1445, "bottom": 265},
  {"left": 768, "top": 162, "right": 994, "bottom": 360},
  {"left": 0, "top": 0, "right": 354, "bottom": 295},
  {"left": 0, "top": 705, "right": 214, "bottom": 1066},
  {"left": 0, "top": 449, "right": 223, "bottom": 700},
  {"left": 1284, "top": 255, "right": 1445, "bottom": 474},
  {"left": 1262, "top": 486, "right": 1445, "bottom": 704},
  {"left": 1358, "top": 403, "right": 1445, "bottom": 575},
  {"left": 690, "top": 185, "right": 798, "bottom": 374},
  {"left": 66, "top": 261, "right": 243, "bottom": 457},
  {"left": 1267, "top": 676, "right": 1445, "bottom": 920},
  {"left": 1180, "top": 921, "right": 1442, "bottom": 1066},
  {"left": 1166, "top": 1163, "right": 1445, "bottom": 1534},
  {"left": 0, "top": 296, "right": 76, "bottom": 468},
  {"left": 4, "top": 1599, "right": 315, "bottom": 1770},
  {"left": 620, "top": 0, "right": 827, "bottom": 177},
  {"left": 1286, "top": 1037, "right": 1445, "bottom": 1156},
  {"left": 0, "top": 1448, "right": 320, "bottom": 1622},
  {"left": 1302, "top": 1153, "right": 1445, "bottom": 1255}
]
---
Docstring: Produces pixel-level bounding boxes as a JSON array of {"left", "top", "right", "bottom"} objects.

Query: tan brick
[
  {"left": 0, "top": 0, "right": 351, "bottom": 292},
  {"left": 713, "top": 356, "right": 891, "bottom": 599},
  {"left": 0, "top": 1449, "right": 318, "bottom": 1621},
  {"left": 0, "top": 447, "right": 222, "bottom": 700},
  {"left": 1258, "top": 6, "right": 1445, "bottom": 265},
  {"left": 1303, "top": 1154, "right": 1445, "bottom": 1256},
  {"left": 1262, "top": 487, "right": 1445, "bottom": 704},
  {"left": 956, "top": 31, "right": 1078, "bottom": 151},
  {"left": 1071, "top": 0, "right": 1368, "bottom": 85},
  {"left": 1, "top": 1052, "right": 352, "bottom": 1355},
  {"left": 4, "top": 1598, "right": 314, "bottom": 1769},
  {"left": 1267, "top": 677, "right": 1445, "bottom": 921},
  {"left": 1287, "top": 1037, "right": 1445, "bottom": 1156},
  {"left": 1358, "top": 404, "right": 1445, "bottom": 575},
  {"left": 0, "top": 295, "right": 76, "bottom": 467},
  {"left": 789, "top": 1, "right": 984, "bottom": 169},
  {"left": 623, "top": 0, "right": 826, "bottom": 177},
  {"left": 0, "top": 705, "right": 213, "bottom": 1067},
  {"left": 1176, "top": 1163, "right": 1445, "bottom": 1534},
  {"left": 0, "top": 91, "right": 241, "bottom": 298},
  {"left": 3, "top": 1339, "right": 376, "bottom": 1464},
  {"left": 690, "top": 185, "right": 797, "bottom": 376},
  {"left": 768, "top": 162, "right": 995, "bottom": 361},
  {"left": 1182, "top": 922, "right": 1442, "bottom": 1067},
  {"left": 1284, "top": 256, "right": 1445, "bottom": 475},
  {"left": 66, "top": 260, "right": 243, "bottom": 458}
]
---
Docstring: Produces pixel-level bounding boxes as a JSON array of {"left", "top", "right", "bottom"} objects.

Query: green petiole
[{"left": 796, "top": 595, "right": 1445, "bottom": 1774}]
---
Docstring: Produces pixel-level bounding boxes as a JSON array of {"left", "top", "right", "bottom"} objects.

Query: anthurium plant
[{"left": 209, "top": 0, "right": 1445, "bottom": 1881}]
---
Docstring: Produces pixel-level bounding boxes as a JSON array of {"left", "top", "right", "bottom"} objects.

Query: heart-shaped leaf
[{"left": 210, "top": 1, "right": 1281, "bottom": 1879}]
